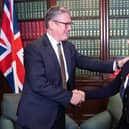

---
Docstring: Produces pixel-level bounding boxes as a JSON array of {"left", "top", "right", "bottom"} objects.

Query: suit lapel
[
  {"left": 42, "top": 35, "right": 71, "bottom": 78},
  {"left": 42, "top": 35, "right": 61, "bottom": 72}
]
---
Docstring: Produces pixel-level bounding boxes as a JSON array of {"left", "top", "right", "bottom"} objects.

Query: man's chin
[
  {"left": 62, "top": 37, "right": 69, "bottom": 41},
  {"left": 62, "top": 39, "right": 68, "bottom": 41}
]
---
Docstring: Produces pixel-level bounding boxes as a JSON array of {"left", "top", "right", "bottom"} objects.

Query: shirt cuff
[{"left": 113, "top": 61, "right": 117, "bottom": 71}]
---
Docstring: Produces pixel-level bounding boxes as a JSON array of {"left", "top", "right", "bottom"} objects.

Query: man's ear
[{"left": 48, "top": 20, "right": 56, "bottom": 30}]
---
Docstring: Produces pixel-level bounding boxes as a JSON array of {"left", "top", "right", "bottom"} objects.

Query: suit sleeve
[
  {"left": 23, "top": 43, "right": 72, "bottom": 107},
  {"left": 84, "top": 58, "right": 129, "bottom": 100},
  {"left": 76, "top": 54, "right": 114, "bottom": 73},
  {"left": 85, "top": 73, "right": 121, "bottom": 100},
  {"left": 73, "top": 46, "right": 114, "bottom": 73}
]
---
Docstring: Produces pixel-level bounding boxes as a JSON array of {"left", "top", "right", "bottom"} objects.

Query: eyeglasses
[{"left": 53, "top": 20, "right": 73, "bottom": 26}]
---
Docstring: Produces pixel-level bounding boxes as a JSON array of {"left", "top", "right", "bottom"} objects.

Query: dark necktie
[
  {"left": 57, "top": 43, "right": 67, "bottom": 89},
  {"left": 120, "top": 77, "right": 129, "bottom": 99}
]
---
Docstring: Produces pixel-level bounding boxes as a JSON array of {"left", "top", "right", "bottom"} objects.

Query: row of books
[
  {"left": 109, "top": 8, "right": 129, "bottom": 16},
  {"left": 70, "top": 39, "right": 100, "bottom": 57},
  {"left": 110, "top": 39, "right": 129, "bottom": 57},
  {"left": 18, "top": 18, "right": 129, "bottom": 40},
  {"left": 15, "top": 0, "right": 129, "bottom": 20},
  {"left": 109, "top": 19, "right": 129, "bottom": 37},
  {"left": 18, "top": 20, "right": 46, "bottom": 40},
  {"left": 70, "top": 38, "right": 129, "bottom": 59},
  {"left": 18, "top": 19, "right": 101, "bottom": 41},
  {"left": 69, "top": 18, "right": 129, "bottom": 38},
  {"left": 109, "top": 0, "right": 129, "bottom": 16},
  {"left": 15, "top": 0, "right": 47, "bottom": 20},
  {"left": 76, "top": 68, "right": 100, "bottom": 77},
  {"left": 57, "top": 0, "right": 99, "bottom": 17},
  {"left": 15, "top": 0, "right": 100, "bottom": 21},
  {"left": 70, "top": 19, "right": 100, "bottom": 37},
  {"left": 18, "top": 19, "right": 129, "bottom": 39}
]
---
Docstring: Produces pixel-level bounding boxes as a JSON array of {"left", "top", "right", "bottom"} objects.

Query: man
[
  {"left": 80, "top": 60, "right": 129, "bottom": 129},
  {"left": 16, "top": 6, "right": 129, "bottom": 129}
]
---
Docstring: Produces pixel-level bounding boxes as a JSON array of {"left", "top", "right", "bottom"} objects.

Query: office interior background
[{"left": 0, "top": 0, "right": 129, "bottom": 124}]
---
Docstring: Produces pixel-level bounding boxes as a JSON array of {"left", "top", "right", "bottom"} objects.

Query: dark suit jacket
[
  {"left": 17, "top": 34, "right": 114, "bottom": 129},
  {"left": 86, "top": 61, "right": 129, "bottom": 129}
]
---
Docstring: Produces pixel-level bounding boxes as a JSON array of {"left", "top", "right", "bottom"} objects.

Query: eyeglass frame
[{"left": 53, "top": 20, "right": 73, "bottom": 26}]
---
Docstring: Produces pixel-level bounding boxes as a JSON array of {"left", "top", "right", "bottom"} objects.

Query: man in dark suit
[
  {"left": 81, "top": 60, "right": 129, "bottom": 129},
  {"left": 16, "top": 6, "right": 129, "bottom": 129}
]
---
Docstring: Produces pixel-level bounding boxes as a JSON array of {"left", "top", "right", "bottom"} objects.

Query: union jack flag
[{"left": 0, "top": 0, "right": 25, "bottom": 93}]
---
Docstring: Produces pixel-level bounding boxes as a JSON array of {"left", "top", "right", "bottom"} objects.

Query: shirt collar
[{"left": 47, "top": 32, "right": 59, "bottom": 46}]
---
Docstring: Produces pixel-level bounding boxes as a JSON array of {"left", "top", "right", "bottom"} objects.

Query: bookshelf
[
  {"left": 14, "top": 0, "right": 101, "bottom": 78},
  {"left": 56, "top": 0, "right": 101, "bottom": 77},
  {"left": 109, "top": 0, "right": 129, "bottom": 58},
  {"left": 12, "top": 0, "right": 129, "bottom": 79},
  {"left": 15, "top": 0, "right": 47, "bottom": 20},
  {"left": 14, "top": 0, "right": 47, "bottom": 47}
]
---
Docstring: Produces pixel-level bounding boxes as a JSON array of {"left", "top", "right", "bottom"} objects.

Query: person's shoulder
[
  {"left": 63, "top": 41, "right": 77, "bottom": 55},
  {"left": 25, "top": 34, "right": 47, "bottom": 49}
]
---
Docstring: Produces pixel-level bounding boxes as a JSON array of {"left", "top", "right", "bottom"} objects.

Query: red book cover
[
  {"left": 47, "top": 0, "right": 56, "bottom": 8},
  {"left": 25, "top": 21, "right": 29, "bottom": 40},
  {"left": 18, "top": 22, "right": 22, "bottom": 37},
  {"left": 42, "top": 20, "right": 46, "bottom": 34},
  {"left": 28, "top": 21, "right": 32, "bottom": 40},
  {"left": 39, "top": 20, "right": 46, "bottom": 36},
  {"left": 36, "top": 20, "right": 40, "bottom": 38},
  {"left": 31, "top": 21, "right": 36, "bottom": 39},
  {"left": 20, "top": 22, "right": 25, "bottom": 39}
]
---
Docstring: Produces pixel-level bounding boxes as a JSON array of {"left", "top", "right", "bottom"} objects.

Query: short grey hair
[{"left": 44, "top": 6, "right": 70, "bottom": 28}]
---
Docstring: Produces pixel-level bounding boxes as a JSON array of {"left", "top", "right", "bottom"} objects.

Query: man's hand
[
  {"left": 70, "top": 89, "right": 85, "bottom": 106},
  {"left": 117, "top": 57, "right": 129, "bottom": 68}
]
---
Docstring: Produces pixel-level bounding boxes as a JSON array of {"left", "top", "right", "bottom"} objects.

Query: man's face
[{"left": 51, "top": 13, "right": 72, "bottom": 41}]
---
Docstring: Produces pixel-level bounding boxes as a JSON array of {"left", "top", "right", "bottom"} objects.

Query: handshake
[{"left": 70, "top": 89, "right": 85, "bottom": 106}]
